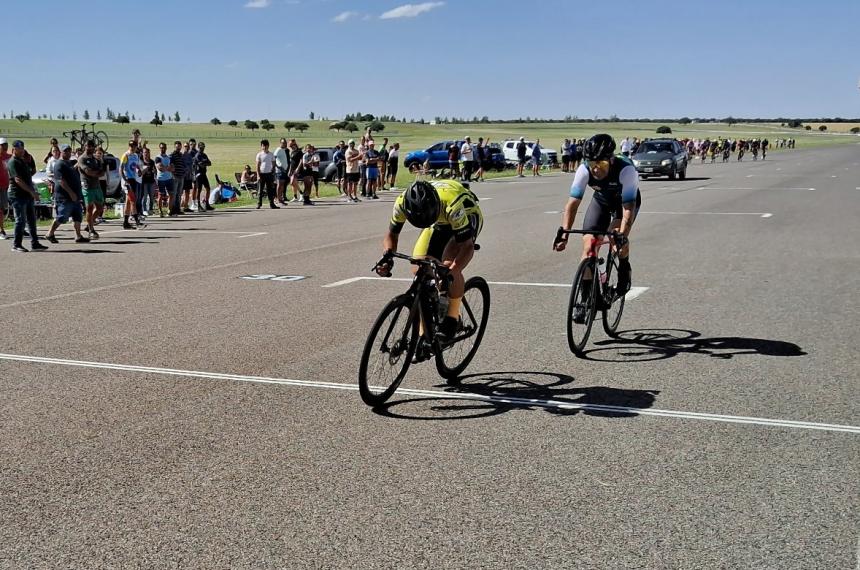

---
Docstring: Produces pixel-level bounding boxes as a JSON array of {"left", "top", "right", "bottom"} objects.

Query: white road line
[
  {"left": 0, "top": 352, "right": 857, "bottom": 434},
  {"left": 0, "top": 202, "right": 556, "bottom": 311},
  {"left": 544, "top": 210, "right": 560, "bottom": 214},
  {"left": 674, "top": 187, "right": 815, "bottom": 191},
  {"left": 641, "top": 211, "right": 773, "bottom": 217},
  {"left": 99, "top": 229, "right": 268, "bottom": 238},
  {"left": 0, "top": 233, "right": 380, "bottom": 310},
  {"left": 323, "top": 277, "right": 649, "bottom": 299}
]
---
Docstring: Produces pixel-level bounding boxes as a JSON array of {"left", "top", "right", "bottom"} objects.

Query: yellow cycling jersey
[{"left": 390, "top": 180, "right": 482, "bottom": 240}]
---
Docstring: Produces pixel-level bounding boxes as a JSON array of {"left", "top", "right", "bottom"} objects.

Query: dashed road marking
[
  {"left": 641, "top": 211, "right": 773, "bottom": 217},
  {"left": 1, "top": 352, "right": 857, "bottom": 434},
  {"left": 323, "top": 276, "right": 649, "bottom": 300}
]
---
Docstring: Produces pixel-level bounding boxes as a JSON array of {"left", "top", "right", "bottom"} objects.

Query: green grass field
[{"left": 2, "top": 119, "right": 856, "bottom": 202}]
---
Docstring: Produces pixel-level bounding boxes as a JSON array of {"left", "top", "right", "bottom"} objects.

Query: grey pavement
[{"left": 1, "top": 146, "right": 858, "bottom": 569}]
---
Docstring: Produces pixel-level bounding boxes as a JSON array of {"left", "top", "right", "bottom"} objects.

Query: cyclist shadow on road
[
  {"left": 585, "top": 328, "right": 807, "bottom": 362},
  {"left": 372, "top": 371, "right": 660, "bottom": 421}
]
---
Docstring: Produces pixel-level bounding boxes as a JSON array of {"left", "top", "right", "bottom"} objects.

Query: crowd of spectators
[{"left": 0, "top": 129, "right": 217, "bottom": 252}]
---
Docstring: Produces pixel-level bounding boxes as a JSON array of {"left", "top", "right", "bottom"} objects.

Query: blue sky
[{"left": 6, "top": 0, "right": 859, "bottom": 121}]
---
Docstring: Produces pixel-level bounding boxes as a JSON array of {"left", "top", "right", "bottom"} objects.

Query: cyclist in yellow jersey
[{"left": 376, "top": 179, "right": 483, "bottom": 343}]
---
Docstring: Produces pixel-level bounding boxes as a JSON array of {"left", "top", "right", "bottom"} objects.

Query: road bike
[
  {"left": 358, "top": 250, "right": 490, "bottom": 406},
  {"left": 62, "top": 122, "right": 110, "bottom": 152},
  {"left": 555, "top": 228, "right": 628, "bottom": 357}
]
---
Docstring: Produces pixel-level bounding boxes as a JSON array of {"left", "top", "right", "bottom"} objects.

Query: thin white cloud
[
  {"left": 245, "top": 0, "right": 271, "bottom": 7},
  {"left": 380, "top": 2, "right": 443, "bottom": 19},
  {"left": 332, "top": 10, "right": 358, "bottom": 22}
]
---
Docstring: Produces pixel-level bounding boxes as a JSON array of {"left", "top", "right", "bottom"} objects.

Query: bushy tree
[
  {"left": 96, "top": 110, "right": 102, "bottom": 120},
  {"left": 818, "top": 125, "right": 827, "bottom": 131},
  {"left": 295, "top": 122, "right": 310, "bottom": 133},
  {"left": 228, "top": 120, "right": 238, "bottom": 127},
  {"left": 245, "top": 120, "right": 260, "bottom": 131},
  {"left": 344, "top": 122, "right": 358, "bottom": 133},
  {"left": 309, "top": 111, "right": 315, "bottom": 120},
  {"left": 14, "top": 114, "right": 28, "bottom": 123},
  {"left": 329, "top": 121, "right": 347, "bottom": 132},
  {"left": 262, "top": 123, "right": 275, "bottom": 131},
  {"left": 787, "top": 119, "right": 802, "bottom": 128},
  {"left": 114, "top": 115, "right": 130, "bottom": 124},
  {"left": 656, "top": 125, "right": 672, "bottom": 134},
  {"left": 366, "top": 121, "right": 385, "bottom": 133},
  {"left": 173, "top": 111, "right": 181, "bottom": 122},
  {"left": 83, "top": 109, "right": 90, "bottom": 120},
  {"left": 211, "top": 118, "right": 222, "bottom": 125},
  {"left": 679, "top": 117, "right": 692, "bottom": 124},
  {"left": 850, "top": 127, "right": 860, "bottom": 134},
  {"left": 283, "top": 121, "right": 297, "bottom": 131},
  {"left": 804, "top": 125, "right": 812, "bottom": 130}
]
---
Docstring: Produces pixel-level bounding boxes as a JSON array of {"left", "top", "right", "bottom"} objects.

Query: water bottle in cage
[{"left": 598, "top": 257, "right": 607, "bottom": 285}]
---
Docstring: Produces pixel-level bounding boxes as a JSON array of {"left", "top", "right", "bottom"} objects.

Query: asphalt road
[{"left": 1, "top": 146, "right": 858, "bottom": 569}]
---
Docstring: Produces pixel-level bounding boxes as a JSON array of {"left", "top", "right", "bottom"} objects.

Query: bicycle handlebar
[
  {"left": 372, "top": 250, "right": 451, "bottom": 279},
  {"left": 554, "top": 227, "right": 627, "bottom": 249}
]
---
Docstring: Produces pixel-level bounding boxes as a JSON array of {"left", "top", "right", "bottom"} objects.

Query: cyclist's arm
[
  {"left": 618, "top": 165, "right": 638, "bottom": 236},
  {"left": 562, "top": 164, "right": 589, "bottom": 229}
]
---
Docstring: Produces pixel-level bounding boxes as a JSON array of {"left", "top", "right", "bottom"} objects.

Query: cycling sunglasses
[{"left": 586, "top": 159, "right": 610, "bottom": 171}]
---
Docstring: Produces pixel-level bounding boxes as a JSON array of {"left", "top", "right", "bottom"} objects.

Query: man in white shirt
[
  {"left": 274, "top": 137, "right": 289, "bottom": 205},
  {"left": 460, "top": 136, "right": 475, "bottom": 182},
  {"left": 620, "top": 137, "right": 632, "bottom": 157},
  {"left": 255, "top": 139, "right": 278, "bottom": 209}
]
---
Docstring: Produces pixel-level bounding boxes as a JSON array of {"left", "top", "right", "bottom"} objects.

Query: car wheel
[
  {"left": 668, "top": 166, "right": 676, "bottom": 180},
  {"left": 679, "top": 165, "right": 687, "bottom": 180}
]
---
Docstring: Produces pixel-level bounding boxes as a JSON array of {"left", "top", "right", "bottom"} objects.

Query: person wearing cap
[
  {"left": 0, "top": 138, "right": 10, "bottom": 239},
  {"left": 6, "top": 141, "right": 48, "bottom": 252},
  {"left": 516, "top": 136, "right": 527, "bottom": 177},
  {"left": 45, "top": 145, "right": 89, "bottom": 244}
]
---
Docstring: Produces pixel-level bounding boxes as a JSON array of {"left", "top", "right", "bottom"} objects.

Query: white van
[{"left": 501, "top": 140, "right": 558, "bottom": 166}]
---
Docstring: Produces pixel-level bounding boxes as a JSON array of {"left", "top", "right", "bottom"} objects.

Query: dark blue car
[{"left": 403, "top": 140, "right": 506, "bottom": 171}]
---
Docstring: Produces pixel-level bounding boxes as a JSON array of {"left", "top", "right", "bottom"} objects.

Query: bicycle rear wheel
[
  {"left": 601, "top": 256, "right": 625, "bottom": 337},
  {"left": 358, "top": 294, "right": 419, "bottom": 406},
  {"left": 435, "top": 276, "right": 491, "bottom": 381},
  {"left": 567, "top": 257, "right": 598, "bottom": 356}
]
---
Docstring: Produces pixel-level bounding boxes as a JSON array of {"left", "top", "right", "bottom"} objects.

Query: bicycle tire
[
  {"left": 601, "top": 256, "right": 625, "bottom": 337},
  {"left": 566, "top": 257, "right": 598, "bottom": 356},
  {"left": 435, "top": 276, "right": 491, "bottom": 381},
  {"left": 358, "top": 294, "right": 419, "bottom": 406},
  {"left": 94, "top": 131, "right": 109, "bottom": 151}
]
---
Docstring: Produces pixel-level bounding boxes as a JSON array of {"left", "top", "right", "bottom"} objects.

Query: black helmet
[
  {"left": 583, "top": 134, "right": 616, "bottom": 161},
  {"left": 403, "top": 180, "right": 441, "bottom": 228}
]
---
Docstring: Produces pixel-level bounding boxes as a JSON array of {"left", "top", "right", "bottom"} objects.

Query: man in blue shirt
[{"left": 46, "top": 145, "right": 89, "bottom": 244}]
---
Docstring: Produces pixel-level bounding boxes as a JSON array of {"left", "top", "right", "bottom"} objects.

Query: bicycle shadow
[
  {"left": 583, "top": 329, "right": 807, "bottom": 362},
  {"left": 372, "top": 371, "right": 659, "bottom": 421}
]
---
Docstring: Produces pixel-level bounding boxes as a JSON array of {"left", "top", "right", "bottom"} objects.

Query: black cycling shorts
[{"left": 582, "top": 191, "right": 641, "bottom": 234}]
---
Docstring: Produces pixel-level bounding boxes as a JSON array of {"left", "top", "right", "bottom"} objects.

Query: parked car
[
  {"left": 32, "top": 153, "right": 123, "bottom": 203},
  {"left": 403, "top": 140, "right": 507, "bottom": 172},
  {"left": 500, "top": 140, "right": 558, "bottom": 166},
  {"left": 631, "top": 139, "right": 688, "bottom": 180}
]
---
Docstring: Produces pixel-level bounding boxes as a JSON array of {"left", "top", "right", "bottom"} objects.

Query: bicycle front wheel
[
  {"left": 567, "top": 257, "right": 598, "bottom": 356},
  {"left": 435, "top": 276, "right": 491, "bottom": 381},
  {"left": 601, "top": 256, "right": 625, "bottom": 337},
  {"left": 93, "top": 131, "right": 109, "bottom": 151},
  {"left": 358, "top": 294, "right": 419, "bottom": 406}
]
